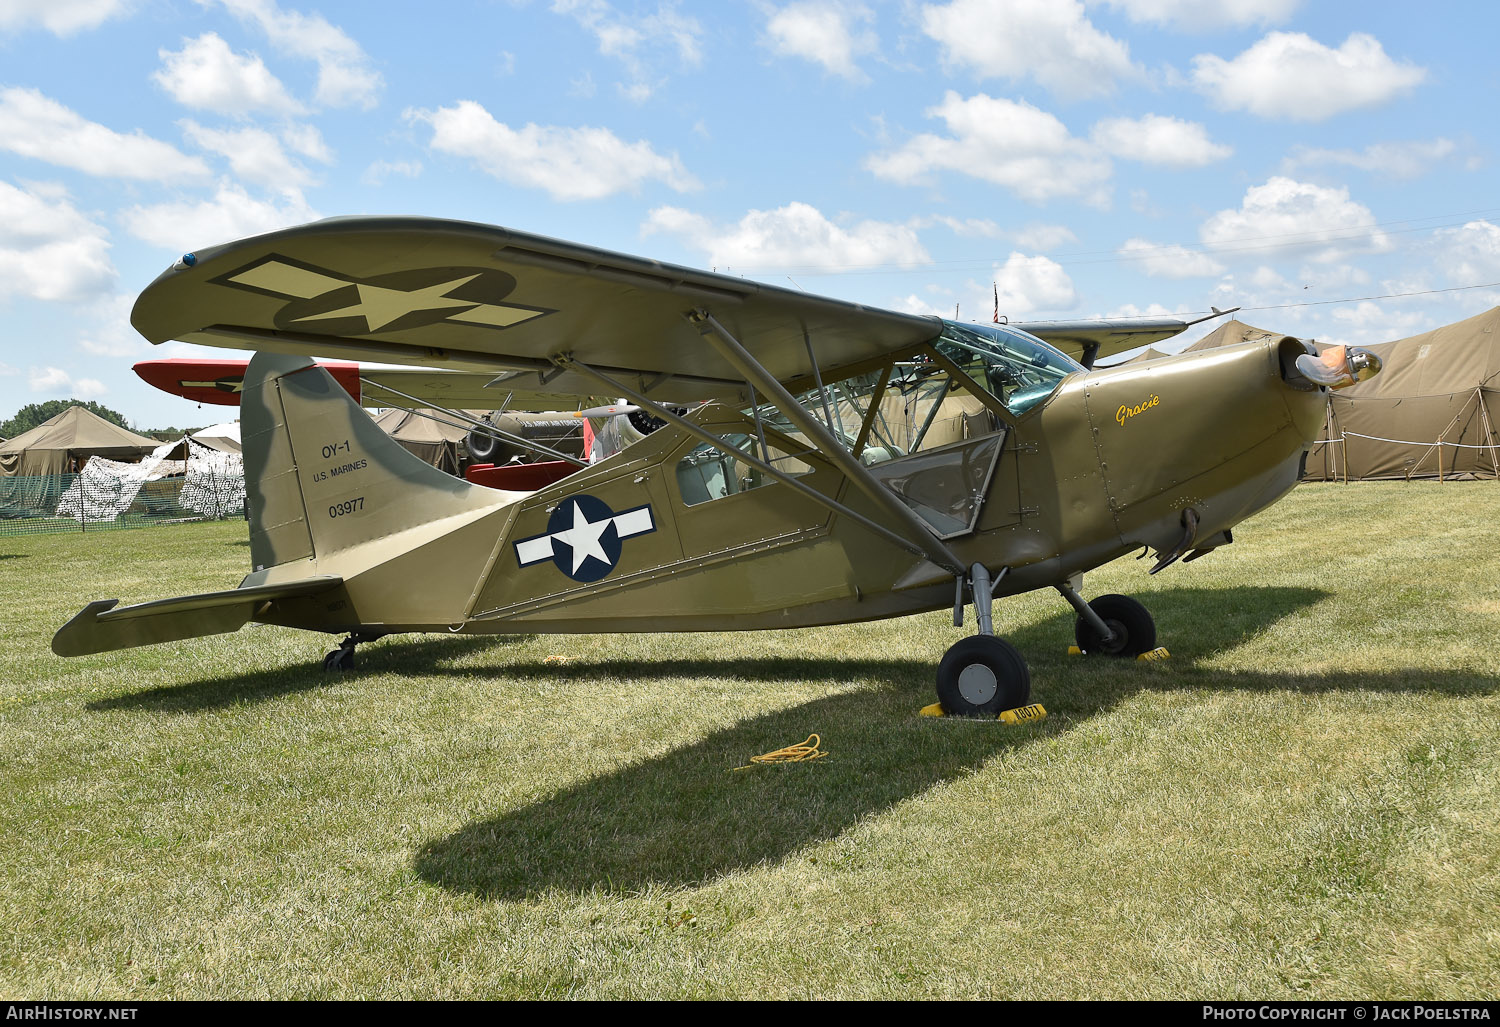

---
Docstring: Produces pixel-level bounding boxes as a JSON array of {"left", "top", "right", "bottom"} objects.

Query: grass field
[{"left": 1, "top": 482, "right": 1497, "bottom": 999}]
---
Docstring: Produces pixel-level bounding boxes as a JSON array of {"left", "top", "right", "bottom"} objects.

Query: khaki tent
[
  {"left": 0, "top": 407, "right": 161, "bottom": 478},
  {"left": 191, "top": 421, "right": 242, "bottom": 454},
  {"left": 1181, "top": 319, "right": 1286, "bottom": 353},
  {"left": 1307, "top": 306, "right": 1500, "bottom": 480},
  {"left": 1101, "top": 345, "right": 1171, "bottom": 367},
  {"left": 370, "top": 408, "right": 475, "bottom": 475}
]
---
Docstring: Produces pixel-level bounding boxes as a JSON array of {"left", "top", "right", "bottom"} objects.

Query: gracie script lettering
[{"left": 1116, "top": 394, "right": 1160, "bottom": 426}]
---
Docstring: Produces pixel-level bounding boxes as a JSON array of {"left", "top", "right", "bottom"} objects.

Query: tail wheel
[
  {"left": 1074, "top": 594, "right": 1156, "bottom": 657},
  {"left": 936, "top": 636, "right": 1031, "bottom": 716}
]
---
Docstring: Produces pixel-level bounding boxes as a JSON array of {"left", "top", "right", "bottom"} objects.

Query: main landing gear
[
  {"left": 937, "top": 564, "right": 1031, "bottom": 717},
  {"left": 322, "top": 632, "right": 385, "bottom": 672},
  {"left": 935, "top": 567, "right": 1158, "bottom": 716}
]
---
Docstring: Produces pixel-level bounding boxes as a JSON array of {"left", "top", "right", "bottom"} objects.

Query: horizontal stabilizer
[{"left": 52, "top": 576, "right": 343, "bottom": 657}]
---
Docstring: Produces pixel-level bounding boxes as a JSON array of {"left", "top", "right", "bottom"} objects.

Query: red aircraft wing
[{"left": 134, "top": 357, "right": 362, "bottom": 406}]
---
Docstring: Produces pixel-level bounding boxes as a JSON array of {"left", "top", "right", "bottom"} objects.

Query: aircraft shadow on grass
[
  {"left": 84, "top": 634, "right": 535, "bottom": 714},
  {"left": 412, "top": 584, "right": 1499, "bottom": 900}
]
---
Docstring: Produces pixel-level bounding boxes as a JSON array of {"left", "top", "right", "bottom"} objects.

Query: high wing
[
  {"left": 131, "top": 216, "right": 1194, "bottom": 396},
  {"left": 131, "top": 216, "right": 940, "bottom": 404}
]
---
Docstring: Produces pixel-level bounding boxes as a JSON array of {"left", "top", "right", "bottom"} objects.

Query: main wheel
[
  {"left": 322, "top": 647, "right": 355, "bottom": 672},
  {"left": 1074, "top": 594, "right": 1156, "bottom": 657},
  {"left": 936, "top": 636, "right": 1031, "bottom": 717}
]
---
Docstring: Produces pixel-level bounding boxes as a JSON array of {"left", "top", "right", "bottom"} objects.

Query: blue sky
[{"left": 1, "top": 0, "right": 1497, "bottom": 428}]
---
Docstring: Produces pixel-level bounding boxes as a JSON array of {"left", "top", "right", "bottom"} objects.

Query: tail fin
[{"left": 242, "top": 352, "right": 508, "bottom": 574}]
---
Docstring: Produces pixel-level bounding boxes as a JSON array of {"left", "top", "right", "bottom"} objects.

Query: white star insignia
[
  {"left": 292, "top": 276, "right": 482, "bottom": 333},
  {"left": 551, "top": 501, "right": 614, "bottom": 574}
]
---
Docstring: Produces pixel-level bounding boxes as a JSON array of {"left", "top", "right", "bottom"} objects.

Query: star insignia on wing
[{"left": 211, "top": 255, "right": 553, "bottom": 336}]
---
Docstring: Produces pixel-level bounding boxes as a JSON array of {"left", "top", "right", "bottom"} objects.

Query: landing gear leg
[
  {"left": 322, "top": 632, "right": 385, "bottom": 672},
  {"left": 1059, "top": 582, "right": 1156, "bottom": 657},
  {"left": 937, "top": 564, "right": 1031, "bottom": 716}
]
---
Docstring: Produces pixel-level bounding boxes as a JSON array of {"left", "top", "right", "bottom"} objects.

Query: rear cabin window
[{"left": 675, "top": 433, "right": 812, "bottom": 507}]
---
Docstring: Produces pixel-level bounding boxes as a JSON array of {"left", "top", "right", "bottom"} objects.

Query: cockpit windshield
[{"left": 935, "top": 320, "right": 1083, "bottom": 416}]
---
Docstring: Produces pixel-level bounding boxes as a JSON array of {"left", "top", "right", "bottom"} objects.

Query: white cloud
[
  {"left": 180, "top": 120, "right": 316, "bottom": 192},
  {"left": 1118, "top": 239, "right": 1226, "bottom": 278},
  {"left": 642, "top": 201, "right": 929, "bottom": 271},
  {"left": 917, "top": 217, "right": 1078, "bottom": 250},
  {"left": 992, "top": 252, "right": 1077, "bottom": 316},
  {"left": 763, "top": 1, "right": 877, "bottom": 82},
  {"left": 1014, "top": 223, "right": 1078, "bottom": 250},
  {"left": 1432, "top": 221, "right": 1500, "bottom": 284},
  {"left": 281, "top": 123, "right": 332, "bottom": 164},
  {"left": 1091, "top": 114, "right": 1231, "bottom": 167},
  {"left": 1324, "top": 301, "right": 1431, "bottom": 346},
  {"left": 1104, "top": 302, "right": 1179, "bottom": 319},
  {"left": 29, "top": 366, "right": 106, "bottom": 397},
  {"left": 866, "top": 91, "right": 1111, "bottom": 205},
  {"left": 921, "top": 215, "right": 1007, "bottom": 239},
  {"left": 212, "top": 0, "right": 382, "bottom": 109},
  {"left": 0, "top": 362, "right": 16, "bottom": 376},
  {"left": 920, "top": 0, "right": 1135, "bottom": 100},
  {"left": 0, "top": 87, "right": 211, "bottom": 181},
  {"left": 1192, "top": 32, "right": 1425, "bottom": 121},
  {"left": 153, "top": 33, "right": 305, "bottom": 116},
  {"left": 0, "top": 180, "right": 116, "bottom": 302},
  {"left": 409, "top": 100, "right": 698, "bottom": 201},
  {"left": 1283, "top": 138, "right": 1457, "bottom": 181},
  {"left": 361, "top": 159, "right": 422, "bottom": 187},
  {"left": 1200, "top": 177, "right": 1392, "bottom": 264},
  {"left": 551, "top": 0, "right": 703, "bottom": 101},
  {"left": 29, "top": 366, "right": 72, "bottom": 392},
  {"left": 120, "top": 180, "right": 318, "bottom": 251},
  {"left": 893, "top": 293, "right": 950, "bottom": 318},
  {"left": 1096, "top": 0, "right": 1299, "bottom": 31},
  {"left": 0, "top": 0, "right": 127, "bottom": 35},
  {"left": 77, "top": 295, "right": 145, "bottom": 358}
]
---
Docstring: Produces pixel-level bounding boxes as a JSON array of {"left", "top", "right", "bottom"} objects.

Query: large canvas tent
[
  {"left": 1307, "top": 306, "right": 1500, "bottom": 480},
  {"left": 1180, "top": 319, "right": 1285, "bottom": 353},
  {"left": 0, "top": 407, "right": 161, "bottom": 478},
  {"left": 370, "top": 407, "right": 475, "bottom": 475}
]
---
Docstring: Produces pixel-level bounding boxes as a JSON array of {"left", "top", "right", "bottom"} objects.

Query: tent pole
[{"left": 1476, "top": 387, "right": 1500, "bottom": 479}]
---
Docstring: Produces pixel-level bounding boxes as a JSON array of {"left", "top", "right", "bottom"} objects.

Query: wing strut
[
  {"left": 558, "top": 357, "right": 939, "bottom": 563},
  {"left": 685, "top": 310, "right": 966, "bottom": 577}
]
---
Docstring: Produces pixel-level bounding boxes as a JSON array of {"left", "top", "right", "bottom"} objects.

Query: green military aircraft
[{"left": 53, "top": 217, "right": 1381, "bottom": 715}]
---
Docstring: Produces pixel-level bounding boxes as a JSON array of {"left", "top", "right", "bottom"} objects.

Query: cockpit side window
[
  {"left": 936, "top": 321, "right": 1083, "bottom": 416},
  {"left": 747, "top": 357, "right": 998, "bottom": 462}
]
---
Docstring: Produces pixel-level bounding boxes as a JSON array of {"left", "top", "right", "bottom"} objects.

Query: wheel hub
[{"left": 957, "top": 663, "right": 999, "bottom": 705}]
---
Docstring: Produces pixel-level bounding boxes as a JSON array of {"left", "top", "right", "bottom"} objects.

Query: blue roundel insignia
[{"left": 513, "top": 495, "right": 656, "bottom": 583}]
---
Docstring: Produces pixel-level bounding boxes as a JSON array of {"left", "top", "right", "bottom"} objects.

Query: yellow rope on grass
[{"left": 732, "top": 734, "right": 828, "bottom": 771}]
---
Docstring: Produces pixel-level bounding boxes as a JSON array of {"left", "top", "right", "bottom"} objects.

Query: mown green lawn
[{"left": 1, "top": 481, "right": 1496, "bottom": 999}]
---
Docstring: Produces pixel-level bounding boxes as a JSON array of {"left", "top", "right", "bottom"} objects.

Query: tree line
[{"left": 0, "top": 399, "right": 203, "bottom": 441}]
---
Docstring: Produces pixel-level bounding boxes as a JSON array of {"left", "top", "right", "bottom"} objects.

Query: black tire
[
  {"left": 323, "top": 647, "right": 355, "bottom": 672},
  {"left": 1074, "top": 594, "right": 1156, "bottom": 657},
  {"left": 465, "top": 425, "right": 500, "bottom": 463},
  {"left": 936, "top": 636, "right": 1031, "bottom": 716}
]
